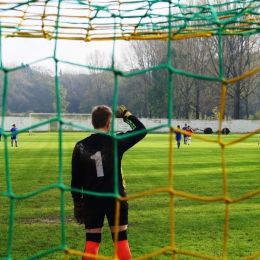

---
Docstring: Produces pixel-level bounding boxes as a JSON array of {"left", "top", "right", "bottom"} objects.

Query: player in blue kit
[
  {"left": 10, "top": 124, "right": 18, "bottom": 147},
  {"left": 175, "top": 125, "right": 182, "bottom": 149},
  {"left": 71, "top": 105, "right": 146, "bottom": 260},
  {"left": 182, "top": 123, "right": 188, "bottom": 144}
]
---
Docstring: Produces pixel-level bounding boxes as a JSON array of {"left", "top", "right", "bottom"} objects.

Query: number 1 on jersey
[{"left": 90, "top": 151, "right": 104, "bottom": 177}]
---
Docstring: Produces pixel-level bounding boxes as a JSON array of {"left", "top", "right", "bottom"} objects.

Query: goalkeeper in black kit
[{"left": 71, "top": 105, "right": 146, "bottom": 260}]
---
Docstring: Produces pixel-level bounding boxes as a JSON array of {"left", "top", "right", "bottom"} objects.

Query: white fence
[{"left": 1, "top": 116, "right": 260, "bottom": 133}]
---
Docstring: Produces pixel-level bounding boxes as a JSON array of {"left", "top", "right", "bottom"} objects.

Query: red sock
[
  {"left": 116, "top": 240, "right": 132, "bottom": 260},
  {"left": 82, "top": 241, "right": 100, "bottom": 260}
]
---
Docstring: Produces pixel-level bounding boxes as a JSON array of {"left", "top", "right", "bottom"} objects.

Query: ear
[{"left": 106, "top": 119, "right": 111, "bottom": 129}]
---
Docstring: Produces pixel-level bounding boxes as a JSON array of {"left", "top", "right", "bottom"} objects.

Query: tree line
[{"left": 1, "top": 34, "right": 260, "bottom": 119}]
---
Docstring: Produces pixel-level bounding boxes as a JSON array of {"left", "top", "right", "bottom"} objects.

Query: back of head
[{"left": 92, "top": 105, "right": 112, "bottom": 129}]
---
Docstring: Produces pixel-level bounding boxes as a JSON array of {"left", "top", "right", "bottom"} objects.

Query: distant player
[
  {"left": 10, "top": 124, "right": 18, "bottom": 147},
  {"left": 182, "top": 123, "right": 188, "bottom": 144},
  {"left": 0, "top": 126, "right": 2, "bottom": 141},
  {"left": 175, "top": 125, "right": 182, "bottom": 149},
  {"left": 71, "top": 105, "right": 146, "bottom": 260},
  {"left": 186, "top": 125, "right": 194, "bottom": 145}
]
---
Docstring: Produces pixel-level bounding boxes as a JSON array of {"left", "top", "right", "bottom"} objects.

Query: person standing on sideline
[
  {"left": 71, "top": 105, "right": 147, "bottom": 260},
  {"left": 0, "top": 126, "right": 2, "bottom": 141},
  {"left": 186, "top": 125, "right": 194, "bottom": 145},
  {"left": 182, "top": 124, "right": 188, "bottom": 144},
  {"left": 10, "top": 124, "right": 18, "bottom": 147},
  {"left": 175, "top": 125, "right": 182, "bottom": 149}
]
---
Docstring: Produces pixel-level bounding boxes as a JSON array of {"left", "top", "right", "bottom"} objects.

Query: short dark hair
[{"left": 92, "top": 105, "right": 112, "bottom": 129}]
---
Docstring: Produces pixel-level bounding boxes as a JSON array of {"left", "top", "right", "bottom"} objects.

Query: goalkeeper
[{"left": 71, "top": 105, "right": 146, "bottom": 260}]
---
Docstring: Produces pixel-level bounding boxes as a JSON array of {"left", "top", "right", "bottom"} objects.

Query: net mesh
[
  {"left": 1, "top": 1, "right": 260, "bottom": 260},
  {"left": 1, "top": 1, "right": 260, "bottom": 40}
]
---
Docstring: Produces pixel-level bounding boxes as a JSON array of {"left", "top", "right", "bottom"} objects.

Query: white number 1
[{"left": 90, "top": 151, "right": 104, "bottom": 177}]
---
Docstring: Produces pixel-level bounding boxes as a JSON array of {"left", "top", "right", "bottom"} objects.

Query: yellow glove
[{"left": 116, "top": 105, "right": 132, "bottom": 121}]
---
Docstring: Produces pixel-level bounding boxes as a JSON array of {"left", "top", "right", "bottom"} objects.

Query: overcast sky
[
  {"left": 1, "top": 37, "right": 120, "bottom": 73},
  {"left": 0, "top": 1, "right": 172, "bottom": 73}
]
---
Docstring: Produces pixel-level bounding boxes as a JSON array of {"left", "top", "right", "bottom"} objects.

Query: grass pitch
[{"left": 0, "top": 132, "right": 260, "bottom": 260}]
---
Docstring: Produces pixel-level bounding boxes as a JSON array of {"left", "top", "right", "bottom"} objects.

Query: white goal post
[{"left": 29, "top": 113, "right": 92, "bottom": 132}]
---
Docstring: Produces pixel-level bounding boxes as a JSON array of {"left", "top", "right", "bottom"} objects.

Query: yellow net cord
[{"left": 0, "top": 1, "right": 260, "bottom": 41}]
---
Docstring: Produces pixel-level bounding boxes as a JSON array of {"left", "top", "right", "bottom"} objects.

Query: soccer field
[{"left": 0, "top": 132, "right": 260, "bottom": 260}]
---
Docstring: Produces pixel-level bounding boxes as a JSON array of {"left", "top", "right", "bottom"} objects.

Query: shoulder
[{"left": 74, "top": 135, "right": 90, "bottom": 147}]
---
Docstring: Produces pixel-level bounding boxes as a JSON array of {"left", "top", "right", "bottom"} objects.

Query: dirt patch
[{"left": 19, "top": 217, "right": 74, "bottom": 223}]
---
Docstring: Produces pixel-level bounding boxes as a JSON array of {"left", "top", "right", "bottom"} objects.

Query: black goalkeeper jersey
[{"left": 71, "top": 115, "right": 146, "bottom": 211}]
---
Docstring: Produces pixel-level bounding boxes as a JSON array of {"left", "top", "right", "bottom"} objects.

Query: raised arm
[{"left": 116, "top": 105, "right": 147, "bottom": 152}]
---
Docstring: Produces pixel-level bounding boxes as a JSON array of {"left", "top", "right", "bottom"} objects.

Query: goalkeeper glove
[
  {"left": 116, "top": 105, "right": 132, "bottom": 122},
  {"left": 73, "top": 199, "right": 84, "bottom": 224}
]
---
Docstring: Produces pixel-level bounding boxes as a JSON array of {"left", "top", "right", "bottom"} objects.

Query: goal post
[{"left": 29, "top": 113, "right": 92, "bottom": 132}]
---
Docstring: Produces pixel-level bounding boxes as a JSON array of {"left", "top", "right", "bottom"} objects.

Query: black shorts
[{"left": 84, "top": 207, "right": 128, "bottom": 229}]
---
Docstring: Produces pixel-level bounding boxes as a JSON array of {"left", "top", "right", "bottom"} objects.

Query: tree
[
  {"left": 148, "top": 68, "right": 169, "bottom": 118},
  {"left": 195, "top": 0, "right": 260, "bottom": 119},
  {"left": 50, "top": 83, "right": 69, "bottom": 113},
  {"left": 6, "top": 66, "right": 57, "bottom": 113},
  {"left": 121, "top": 40, "right": 167, "bottom": 117},
  {"left": 170, "top": 38, "right": 212, "bottom": 119},
  {"left": 202, "top": 34, "right": 260, "bottom": 119},
  {"left": 59, "top": 72, "right": 91, "bottom": 113},
  {"left": 79, "top": 50, "right": 115, "bottom": 113},
  {"left": 0, "top": 65, "right": 70, "bottom": 114}
]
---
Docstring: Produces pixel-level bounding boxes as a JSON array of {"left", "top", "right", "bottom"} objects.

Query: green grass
[{"left": 1, "top": 132, "right": 260, "bottom": 260}]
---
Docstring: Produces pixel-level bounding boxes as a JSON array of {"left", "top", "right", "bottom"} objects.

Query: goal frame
[{"left": 29, "top": 113, "right": 92, "bottom": 132}]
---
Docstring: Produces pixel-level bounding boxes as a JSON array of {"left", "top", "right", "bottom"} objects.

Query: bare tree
[
  {"left": 192, "top": 0, "right": 260, "bottom": 119},
  {"left": 170, "top": 37, "right": 212, "bottom": 119},
  {"left": 202, "top": 34, "right": 260, "bottom": 119},
  {"left": 78, "top": 50, "right": 115, "bottom": 112},
  {"left": 121, "top": 40, "right": 167, "bottom": 117}
]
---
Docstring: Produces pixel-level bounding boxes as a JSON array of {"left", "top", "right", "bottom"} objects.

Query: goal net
[{"left": 1, "top": 1, "right": 260, "bottom": 260}]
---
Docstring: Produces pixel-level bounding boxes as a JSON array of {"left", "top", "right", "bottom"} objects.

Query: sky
[
  {"left": 0, "top": 0, "right": 172, "bottom": 73},
  {"left": 1, "top": 37, "right": 120, "bottom": 73}
]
